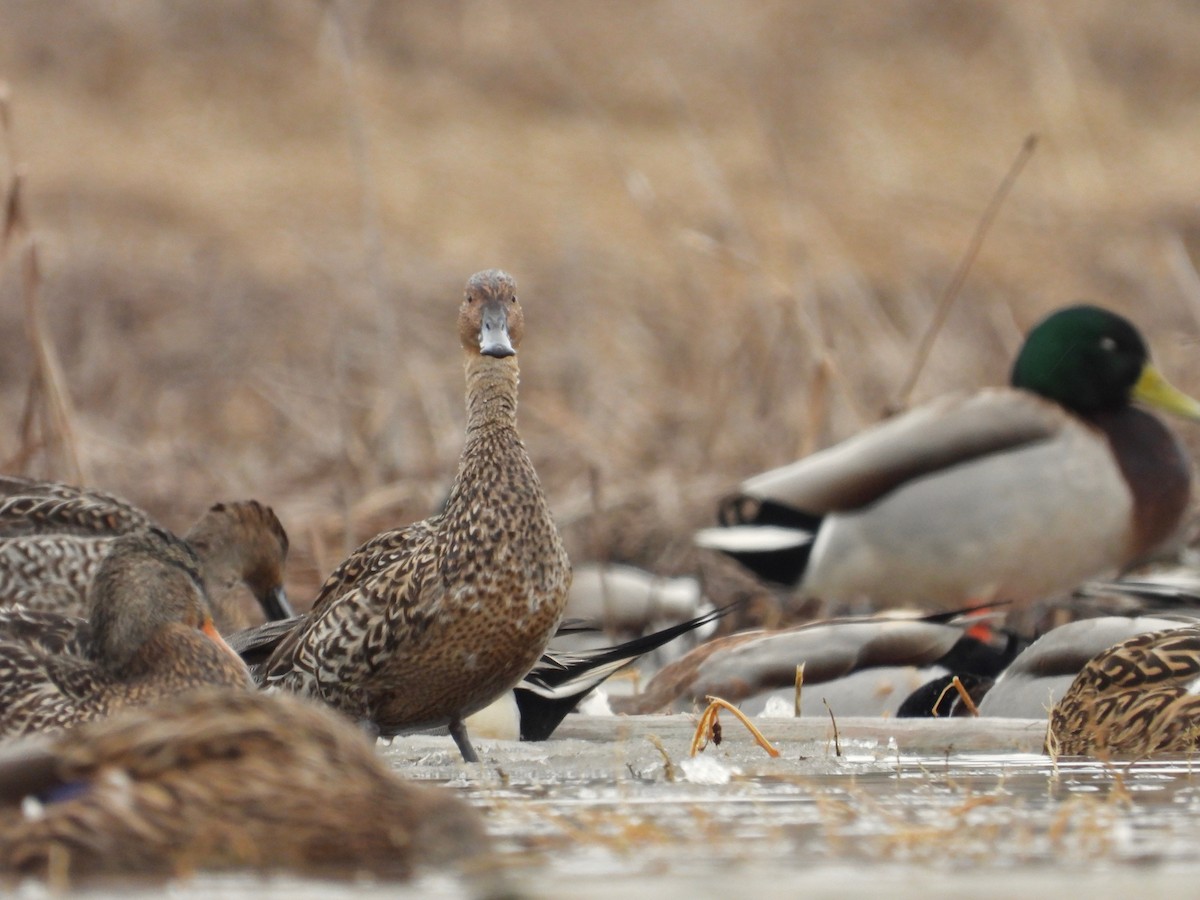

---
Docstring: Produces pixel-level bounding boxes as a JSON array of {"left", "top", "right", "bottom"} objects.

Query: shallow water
[{"left": 26, "top": 714, "right": 1200, "bottom": 898}]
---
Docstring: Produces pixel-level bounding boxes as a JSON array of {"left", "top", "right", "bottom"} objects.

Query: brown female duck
[
  {"left": 0, "top": 528, "right": 252, "bottom": 740},
  {"left": 0, "top": 689, "right": 491, "bottom": 883},
  {"left": 1047, "top": 623, "right": 1200, "bottom": 757},
  {"left": 0, "top": 476, "right": 292, "bottom": 631},
  {"left": 257, "top": 269, "right": 571, "bottom": 762}
]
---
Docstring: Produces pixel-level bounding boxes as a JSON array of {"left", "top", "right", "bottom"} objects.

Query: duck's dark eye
[
  {"left": 1099, "top": 336, "right": 1117, "bottom": 353},
  {"left": 511, "top": 296, "right": 517, "bottom": 303}
]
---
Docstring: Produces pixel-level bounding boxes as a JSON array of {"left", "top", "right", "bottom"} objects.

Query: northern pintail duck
[
  {"left": 1047, "top": 622, "right": 1200, "bottom": 756},
  {"left": 0, "top": 689, "right": 491, "bottom": 883},
  {"left": 253, "top": 270, "right": 571, "bottom": 761},
  {"left": 0, "top": 529, "right": 252, "bottom": 740},
  {"left": 565, "top": 563, "right": 709, "bottom": 636},
  {"left": 611, "top": 613, "right": 977, "bottom": 714},
  {"left": 697, "top": 306, "right": 1200, "bottom": 609},
  {"left": 0, "top": 477, "right": 293, "bottom": 631}
]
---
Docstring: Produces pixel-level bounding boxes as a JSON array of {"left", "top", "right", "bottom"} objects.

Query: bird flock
[{"left": 0, "top": 276, "right": 1197, "bottom": 885}]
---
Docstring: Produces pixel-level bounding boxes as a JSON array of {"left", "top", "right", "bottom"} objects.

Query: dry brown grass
[{"left": 3, "top": 1, "right": 1200, "bottom": 603}]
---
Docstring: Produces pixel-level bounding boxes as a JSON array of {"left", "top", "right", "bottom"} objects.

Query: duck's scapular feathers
[{"left": 259, "top": 270, "right": 571, "bottom": 761}]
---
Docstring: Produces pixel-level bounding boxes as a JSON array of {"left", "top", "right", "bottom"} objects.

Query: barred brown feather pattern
[
  {"left": 1049, "top": 625, "right": 1200, "bottom": 756},
  {"left": 0, "top": 477, "right": 151, "bottom": 538}
]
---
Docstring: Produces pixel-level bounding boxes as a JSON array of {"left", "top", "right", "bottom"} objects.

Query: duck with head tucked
[
  {"left": 697, "top": 305, "right": 1200, "bottom": 611},
  {"left": 0, "top": 528, "right": 252, "bottom": 740},
  {"left": 256, "top": 269, "right": 571, "bottom": 762},
  {"left": 1047, "top": 623, "right": 1200, "bottom": 757},
  {"left": 0, "top": 477, "right": 293, "bottom": 632},
  {"left": 0, "top": 689, "right": 492, "bottom": 884}
]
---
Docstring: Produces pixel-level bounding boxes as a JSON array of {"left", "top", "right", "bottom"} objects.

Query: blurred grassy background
[{"left": 3, "top": 0, "right": 1200, "bottom": 607}]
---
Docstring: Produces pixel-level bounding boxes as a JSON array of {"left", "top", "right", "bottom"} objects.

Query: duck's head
[
  {"left": 1011, "top": 304, "right": 1200, "bottom": 420},
  {"left": 459, "top": 269, "right": 523, "bottom": 359},
  {"left": 185, "top": 501, "right": 293, "bottom": 624},
  {"left": 87, "top": 527, "right": 246, "bottom": 673}
]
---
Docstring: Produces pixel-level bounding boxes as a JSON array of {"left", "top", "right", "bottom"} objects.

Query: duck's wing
[
  {"left": 0, "top": 609, "right": 89, "bottom": 656},
  {"left": 226, "top": 615, "right": 308, "bottom": 677},
  {"left": 260, "top": 523, "right": 441, "bottom": 701},
  {"left": 726, "top": 389, "right": 1065, "bottom": 517},
  {"left": 0, "top": 643, "right": 102, "bottom": 739},
  {"left": 0, "top": 478, "right": 152, "bottom": 538},
  {"left": 303, "top": 529, "right": 422, "bottom": 619}
]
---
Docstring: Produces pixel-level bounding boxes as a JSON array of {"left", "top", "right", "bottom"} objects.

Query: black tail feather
[{"left": 516, "top": 602, "right": 739, "bottom": 741}]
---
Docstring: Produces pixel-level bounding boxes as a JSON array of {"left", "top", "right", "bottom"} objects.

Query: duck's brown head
[
  {"left": 459, "top": 269, "right": 523, "bottom": 358},
  {"left": 185, "top": 500, "right": 293, "bottom": 627}
]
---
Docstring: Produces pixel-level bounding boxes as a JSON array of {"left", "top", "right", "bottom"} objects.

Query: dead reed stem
[
  {"left": 0, "top": 94, "right": 84, "bottom": 483},
  {"left": 890, "top": 134, "right": 1039, "bottom": 413}
]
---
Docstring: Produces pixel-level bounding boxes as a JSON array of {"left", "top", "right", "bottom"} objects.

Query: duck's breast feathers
[
  {"left": 735, "top": 389, "right": 1067, "bottom": 514},
  {"left": 1089, "top": 406, "right": 1193, "bottom": 558}
]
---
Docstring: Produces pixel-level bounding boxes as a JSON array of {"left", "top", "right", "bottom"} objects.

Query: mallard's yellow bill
[{"left": 1134, "top": 364, "right": 1200, "bottom": 421}]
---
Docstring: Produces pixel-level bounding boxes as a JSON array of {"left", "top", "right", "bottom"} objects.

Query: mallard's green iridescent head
[{"left": 1011, "top": 304, "right": 1200, "bottom": 420}]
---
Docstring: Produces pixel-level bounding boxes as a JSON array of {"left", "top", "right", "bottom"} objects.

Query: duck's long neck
[
  {"left": 442, "top": 354, "right": 537, "bottom": 516},
  {"left": 463, "top": 355, "right": 520, "bottom": 437}
]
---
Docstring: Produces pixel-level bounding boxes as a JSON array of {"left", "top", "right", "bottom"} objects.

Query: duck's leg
[{"left": 448, "top": 716, "right": 480, "bottom": 762}]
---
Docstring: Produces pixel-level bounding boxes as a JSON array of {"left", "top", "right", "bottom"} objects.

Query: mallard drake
[
  {"left": 0, "top": 477, "right": 293, "bottom": 631},
  {"left": 254, "top": 270, "right": 571, "bottom": 762},
  {"left": 0, "top": 689, "right": 491, "bottom": 883},
  {"left": 696, "top": 305, "right": 1200, "bottom": 609},
  {"left": 1046, "top": 622, "right": 1200, "bottom": 756},
  {"left": 0, "top": 529, "right": 252, "bottom": 740}
]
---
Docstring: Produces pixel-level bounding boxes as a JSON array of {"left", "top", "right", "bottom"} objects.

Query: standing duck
[
  {"left": 258, "top": 270, "right": 571, "bottom": 761},
  {"left": 0, "top": 689, "right": 492, "bottom": 883},
  {"left": 697, "top": 305, "right": 1200, "bottom": 610},
  {"left": 1047, "top": 623, "right": 1200, "bottom": 757},
  {"left": 0, "top": 477, "right": 293, "bottom": 631},
  {"left": 0, "top": 528, "right": 252, "bottom": 740}
]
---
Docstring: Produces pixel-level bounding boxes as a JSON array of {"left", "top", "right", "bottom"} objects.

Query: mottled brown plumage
[
  {"left": 0, "top": 689, "right": 491, "bottom": 883},
  {"left": 0, "top": 477, "right": 292, "bottom": 632},
  {"left": 0, "top": 529, "right": 252, "bottom": 740},
  {"left": 259, "top": 269, "right": 571, "bottom": 761},
  {"left": 1048, "top": 624, "right": 1200, "bottom": 757}
]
